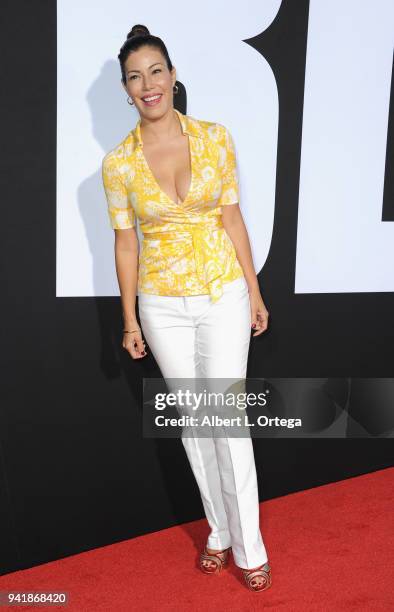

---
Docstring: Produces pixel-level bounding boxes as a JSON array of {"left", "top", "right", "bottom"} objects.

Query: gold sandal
[
  {"left": 199, "top": 546, "right": 231, "bottom": 574},
  {"left": 241, "top": 561, "right": 272, "bottom": 592}
]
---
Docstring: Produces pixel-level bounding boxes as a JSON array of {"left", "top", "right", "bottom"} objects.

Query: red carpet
[{"left": 0, "top": 467, "right": 393, "bottom": 611}]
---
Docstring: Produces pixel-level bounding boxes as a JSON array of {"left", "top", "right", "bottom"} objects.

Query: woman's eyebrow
[{"left": 127, "top": 62, "right": 164, "bottom": 74}]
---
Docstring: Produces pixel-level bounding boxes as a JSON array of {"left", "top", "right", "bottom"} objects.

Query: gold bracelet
[{"left": 123, "top": 329, "right": 139, "bottom": 333}]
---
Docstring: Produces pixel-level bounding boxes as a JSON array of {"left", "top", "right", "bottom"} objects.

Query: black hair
[{"left": 118, "top": 24, "right": 174, "bottom": 85}]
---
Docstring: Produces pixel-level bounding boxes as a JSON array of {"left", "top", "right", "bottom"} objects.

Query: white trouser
[{"left": 138, "top": 276, "right": 268, "bottom": 569}]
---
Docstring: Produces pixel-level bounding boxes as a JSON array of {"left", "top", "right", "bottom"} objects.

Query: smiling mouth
[{"left": 141, "top": 94, "right": 163, "bottom": 106}]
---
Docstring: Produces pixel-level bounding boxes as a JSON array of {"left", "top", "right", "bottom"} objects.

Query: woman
[{"left": 102, "top": 24, "right": 272, "bottom": 593}]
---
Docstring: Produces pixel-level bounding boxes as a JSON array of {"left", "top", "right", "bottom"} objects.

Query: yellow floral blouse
[{"left": 101, "top": 108, "right": 244, "bottom": 303}]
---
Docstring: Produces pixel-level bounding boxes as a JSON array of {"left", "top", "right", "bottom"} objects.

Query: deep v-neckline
[{"left": 139, "top": 112, "right": 194, "bottom": 208}]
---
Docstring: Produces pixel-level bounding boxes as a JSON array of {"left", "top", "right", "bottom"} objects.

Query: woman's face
[{"left": 122, "top": 46, "right": 176, "bottom": 118}]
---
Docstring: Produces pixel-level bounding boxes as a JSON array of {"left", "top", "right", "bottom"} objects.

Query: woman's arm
[
  {"left": 101, "top": 152, "right": 147, "bottom": 359},
  {"left": 114, "top": 228, "right": 147, "bottom": 358},
  {"left": 222, "top": 205, "right": 269, "bottom": 336}
]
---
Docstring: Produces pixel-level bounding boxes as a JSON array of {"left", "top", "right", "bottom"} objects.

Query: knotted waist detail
[{"left": 142, "top": 216, "right": 227, "bottom": 303}]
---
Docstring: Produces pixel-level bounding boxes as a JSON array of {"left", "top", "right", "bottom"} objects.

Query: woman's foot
[
  {"left": 240, "top": 561, "right": 272, "bottom": 592},
  {"left": 199, "top": 546, "right": 231, "bottom": 574}
]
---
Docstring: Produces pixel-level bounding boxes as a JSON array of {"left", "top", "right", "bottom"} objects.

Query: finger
[
  {"left": 252, "top": 316, "right": 268, "bottom": 335},
  {"left": 135, "top": 337, "right": 147, "bottom": 356},
  {"left": 132, "top": 335, "right": 147, "bottom": 358},
  {"left": 123, "top": 335, "right": 147, "bottom": 359},
  {"left": 129, "top": 343, "right": 146, "bottom": 359},
  {"left": 251, "top": 311, "right": 258, "bottom": 330},
  {"left": 257, "top": 312, "right": 269, "bottom": 327},
  {"left": 123, "top": 338, "right": 140, "bottom": 359},
  {"left": 257, "top": 319, "right": 268, "bottom": 332}
]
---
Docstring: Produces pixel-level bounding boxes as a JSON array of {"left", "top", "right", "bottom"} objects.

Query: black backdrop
[{"left": 1, "top": 0, "right": 393, "bottom": 575}]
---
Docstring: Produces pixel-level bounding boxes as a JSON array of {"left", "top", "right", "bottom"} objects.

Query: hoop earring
[
  {"left": 173, "top": 84, "right": 179, "bottom": 95},
  {"left": 127, "top": 96, "right": 134, "bottom": 106}
]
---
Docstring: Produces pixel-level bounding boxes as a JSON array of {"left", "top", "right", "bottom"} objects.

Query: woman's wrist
[
  {"left": 246, "top": 277, "right": 261, "bottom": 295},
  {"left": 123, "top": 315, "right": 138, "bottom": 329}
]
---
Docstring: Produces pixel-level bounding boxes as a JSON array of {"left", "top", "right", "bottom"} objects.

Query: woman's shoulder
[
  {"left": 180, "top": 109, "right": 230, "bottom": 144},
  {"left": 102, "top": 130, "right": 137, "bottom": 171}
]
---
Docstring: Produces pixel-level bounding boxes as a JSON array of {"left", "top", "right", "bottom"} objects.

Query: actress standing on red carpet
[{"left": 102, "top": 23, "right": 272, "bottom": 593}]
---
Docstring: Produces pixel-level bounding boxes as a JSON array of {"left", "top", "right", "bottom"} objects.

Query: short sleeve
[
  {"left": 102, "top": 153, "right": 136, "bottom": 229},
  {"left": 216, "top": 124, "right": 240, "bottom": 206}
]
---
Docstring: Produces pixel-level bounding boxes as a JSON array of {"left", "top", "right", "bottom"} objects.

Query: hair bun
[{"left": 127, "top": 24, "right": 150, "bottom": 39}]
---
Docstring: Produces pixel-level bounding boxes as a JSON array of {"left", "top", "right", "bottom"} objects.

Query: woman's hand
[
  {"left": 249, "top": 288, "right": 269, "bottom": 337},
  {"left": 122, "top": 324, "right": 148, "bottom": 359}
]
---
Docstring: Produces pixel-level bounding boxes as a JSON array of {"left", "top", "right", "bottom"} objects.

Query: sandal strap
[
  {"left": 246, "top": 568, "right": 269, "bottom": 580},
  {"left": 201, "top": 548, "right": 230, "bottom": 565},
  {"left": 201, "top": 553, "right": 222, "bottom": 568},
  {"left": 200, "top": 547, "right": 230, "bottom": 569},
  {"left": 243, "top": 562, "right": 271, "bottom": 588}
]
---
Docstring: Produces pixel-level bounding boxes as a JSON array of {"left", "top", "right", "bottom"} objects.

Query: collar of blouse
[{"left": 131, "top": 107, "right": 208, "bottom": 150}]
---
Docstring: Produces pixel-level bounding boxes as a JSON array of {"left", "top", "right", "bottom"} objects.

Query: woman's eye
[{"left": 128, "top": 69, "right": 161, "bottom": 81}]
